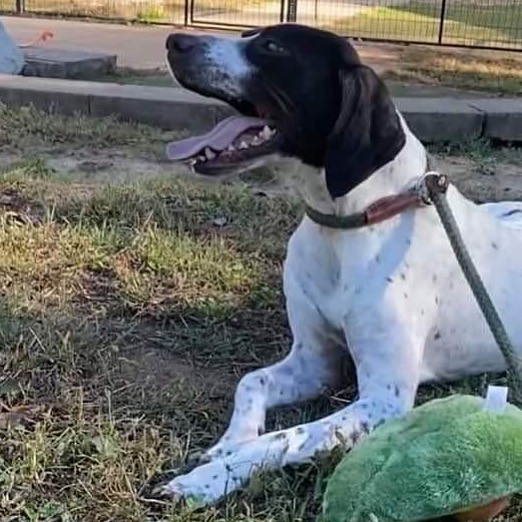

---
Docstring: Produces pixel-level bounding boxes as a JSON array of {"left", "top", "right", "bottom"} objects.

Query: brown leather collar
[
  {"left": 304, "top": 156, "right": 434, "bottom": 229},
  {"left": 304, "top": 191, "right": 425, "bottom": 229}
]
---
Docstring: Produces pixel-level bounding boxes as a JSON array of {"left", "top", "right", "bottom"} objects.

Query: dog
[{"left": 162, "top": 23, "right": 522, "bottom": 505}]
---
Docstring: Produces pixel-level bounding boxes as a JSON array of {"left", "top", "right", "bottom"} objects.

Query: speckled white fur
[{"left": 163, "top": 40, "right": 522, "bottom": 507}]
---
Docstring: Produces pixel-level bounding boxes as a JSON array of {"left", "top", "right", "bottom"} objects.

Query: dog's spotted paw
[
  {"left": 160, "top": 478, "right": 208, "bottom": 508},
  {"left": 159, "top": 460, "right": 242, "bottom": 507}
]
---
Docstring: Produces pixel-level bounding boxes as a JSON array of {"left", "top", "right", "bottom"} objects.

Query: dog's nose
[{"left": 166, "top": 33, "right": 198, "bottom": 53}]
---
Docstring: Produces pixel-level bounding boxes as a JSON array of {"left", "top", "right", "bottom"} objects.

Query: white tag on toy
[{"left": 483, "top": 385, "right": 508, "bottom": 414}]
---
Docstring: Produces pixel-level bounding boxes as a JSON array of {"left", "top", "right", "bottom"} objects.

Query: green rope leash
[{"left": 424, "top": 173, "right": 522, "bottom": 406}]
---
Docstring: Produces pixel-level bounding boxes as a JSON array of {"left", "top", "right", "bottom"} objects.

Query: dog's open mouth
[{"left": 166, "top": 110, "right": 282, "bottom": 175}]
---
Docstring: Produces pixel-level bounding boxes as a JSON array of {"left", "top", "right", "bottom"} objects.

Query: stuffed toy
[{"left": 323, "top": 389, "right": 522, "bottom": 522}]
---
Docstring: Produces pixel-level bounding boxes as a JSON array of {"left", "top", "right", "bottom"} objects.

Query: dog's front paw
[{"left": 160, "top": 461, "right": 242, "bottom": 507}]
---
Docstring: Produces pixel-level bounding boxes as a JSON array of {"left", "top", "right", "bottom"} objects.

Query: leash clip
[{"left": 414, "top": 171, "right": 448, "bottom": 205}]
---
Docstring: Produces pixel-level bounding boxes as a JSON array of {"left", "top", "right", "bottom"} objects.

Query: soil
[{"left": 2, "top": 145, "right": 521, "bottom": 203}]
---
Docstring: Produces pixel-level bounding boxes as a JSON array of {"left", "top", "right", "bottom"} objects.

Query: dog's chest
[{"left": 284, "top": 218, "right": 426, "bottom": 326}]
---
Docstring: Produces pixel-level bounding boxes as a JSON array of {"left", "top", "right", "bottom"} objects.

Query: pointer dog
[{"left": 163, "top": 24, "right": 522, "bottom": 505}]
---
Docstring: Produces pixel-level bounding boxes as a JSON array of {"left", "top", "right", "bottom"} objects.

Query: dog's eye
[{"left": 264, "top": 40, "right": 286, "bottom": 54}]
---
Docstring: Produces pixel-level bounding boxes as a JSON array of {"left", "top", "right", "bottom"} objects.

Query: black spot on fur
[{"left": 434, "top": 331, "right": 442, "bottom": 340}]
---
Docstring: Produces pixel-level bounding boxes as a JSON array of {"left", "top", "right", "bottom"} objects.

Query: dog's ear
[{"left": 324, "top": 66, "right": 405, "bottom": 199}]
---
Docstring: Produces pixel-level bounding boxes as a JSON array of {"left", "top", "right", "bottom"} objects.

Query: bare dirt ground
[{"left": 4, "top": 140, "right": 521, "bottom": 202}]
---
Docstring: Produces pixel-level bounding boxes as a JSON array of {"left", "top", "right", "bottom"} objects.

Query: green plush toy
[{"left": 323, "top": 390, "right": 522, "bottom": 522}]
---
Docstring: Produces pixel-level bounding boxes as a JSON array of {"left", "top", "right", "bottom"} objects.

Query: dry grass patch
[{"left": 385, "top": 47, "right": 522, "bottom": 95}]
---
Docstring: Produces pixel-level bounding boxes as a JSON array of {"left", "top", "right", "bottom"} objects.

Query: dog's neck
[{"left": 292, "top": 115, "right": 427, "bottom": 216}]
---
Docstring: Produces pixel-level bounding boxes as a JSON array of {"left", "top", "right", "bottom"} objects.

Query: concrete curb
[
  {"left": 22, "top": 48, "right": 117, "bottom": 80},
  {"left": 0, "top": 75, "right": 521, "bottom": 142}
]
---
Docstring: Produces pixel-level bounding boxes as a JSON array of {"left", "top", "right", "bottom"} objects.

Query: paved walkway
[
  {"left": 3, "top": 15, "right": 403, "bottom": 72},
  {"left": 4, "top": 16, "right": 175, "bottom": 69},
  {"left": 1, "top": 15, "right": 504, "bottom": 100}
]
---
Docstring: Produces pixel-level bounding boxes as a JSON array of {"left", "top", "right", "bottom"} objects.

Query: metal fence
[{"left": 3, "top": 0, "right": 522, "bottom": 51}]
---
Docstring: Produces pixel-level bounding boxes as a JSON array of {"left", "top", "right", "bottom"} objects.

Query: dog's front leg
[
  {"left": 162, "top": 401, "right": 377, "bottom": 506},
  {"left": 202, "top": 295, "right": 347, "bottom": 462},
  {"left": 162, "top": 331, "right": 421, "bottom": 506}
]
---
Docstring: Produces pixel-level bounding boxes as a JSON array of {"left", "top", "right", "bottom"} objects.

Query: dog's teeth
[
  {"left": 204, "top": 147, "right": 216, "bottom": 160},
  {"left": 260, "top": 125, "right": 272, "bottom": 139},
  {"left": 227, "top": 144, "right": 236, "bottom": 151},
  {"left": 239, "top": 141, "right": 249, "bottom": 150},
  {"left": 252, "top": 136, "right": 261, "bottom": 145},
  {"left": 268, "top": 127, "right": 276, "bottom": 137}
]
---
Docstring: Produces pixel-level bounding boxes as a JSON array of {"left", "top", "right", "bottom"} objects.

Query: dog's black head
[{"left": 165, "top": 24, "right": 405, "bottom": 198}]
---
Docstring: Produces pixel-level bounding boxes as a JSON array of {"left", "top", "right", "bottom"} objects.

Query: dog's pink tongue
[{"left": 166, "top": 116, "right": 269, "bottom": 160}]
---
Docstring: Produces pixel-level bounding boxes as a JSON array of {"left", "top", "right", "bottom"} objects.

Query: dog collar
[{"left": 304, "top": 156, "right": 435, "bottom": 229}]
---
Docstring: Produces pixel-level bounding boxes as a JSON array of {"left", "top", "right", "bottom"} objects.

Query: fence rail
[{"left": 2, "top": 0, "right": 521, "bottom": 51}]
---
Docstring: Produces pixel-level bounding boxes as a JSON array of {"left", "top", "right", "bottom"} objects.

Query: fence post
[
  {"left": 183, "top": 0, "right": 188, "bottom": 26},
  {"left": 286, "top": 0, "right": 298, "bottom": 22},
  {"left": 437, "top": 0, "right": 448, "bottom": 45},
  {"left": 15, "top": 0, "right": 25, "bottom": 13}
]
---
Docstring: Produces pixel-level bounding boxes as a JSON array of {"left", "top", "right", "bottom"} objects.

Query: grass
[
  {"left": 86, "top": 49, "right": 522, "bottom": 98},
  {"left": 89, "top": 48, "right": 522, "bottom": 96},
  {"left": 0, "top": 103, "right": 521, "bottom": 520},
  {"left": 91, "top": 68, "right": 174, "bottom": 88},
  {"left": 329, "top": 0, "right": 521, "bottom": 49},
  {"left": 383, "top": 46, "right": 522, "bottom": 96}
]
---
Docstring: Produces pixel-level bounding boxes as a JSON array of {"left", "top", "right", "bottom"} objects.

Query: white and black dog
[{"left": 162, "top": 24, "right": 522, "bottom": 505}]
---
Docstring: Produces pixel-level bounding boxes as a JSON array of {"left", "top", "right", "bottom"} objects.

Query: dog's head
[{"left": 165, "top": 24, "right": 405, "bottom": 198}]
